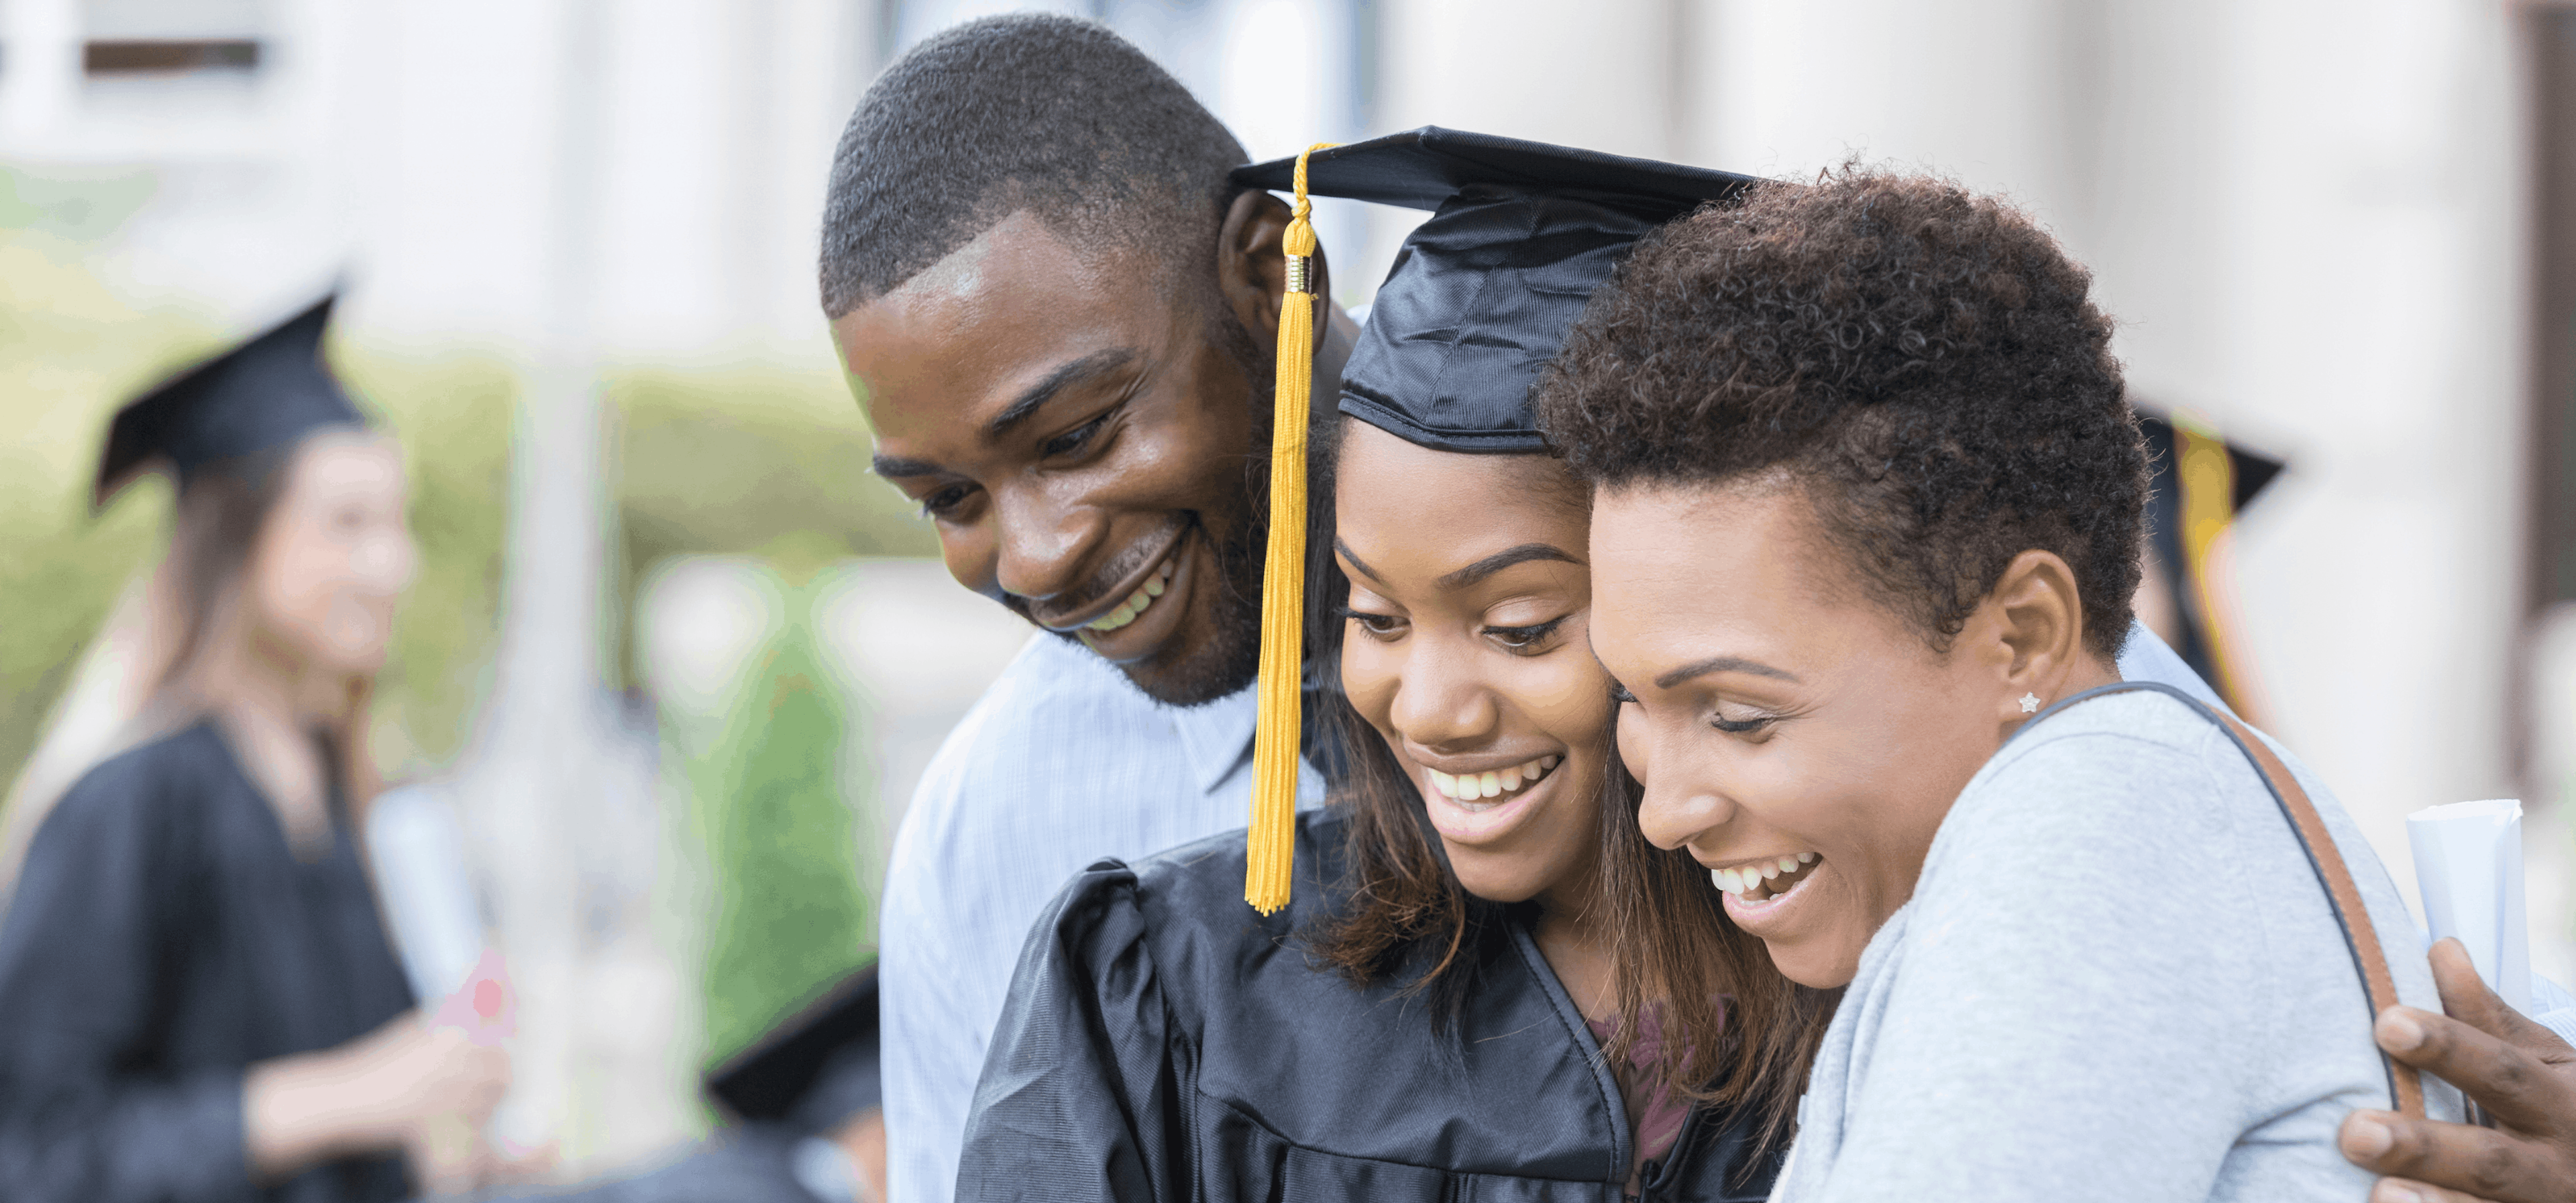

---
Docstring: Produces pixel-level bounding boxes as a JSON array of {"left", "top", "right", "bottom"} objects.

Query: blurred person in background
[
  {"left": 0, "top": 297, "right": 512, "bottom": 1203},
  {"left": 818, "top": 17, "right": 1354, "bottom": 1202},
  {"left": 2131, "top": 411, "right": 2282, "bottom": 726}
]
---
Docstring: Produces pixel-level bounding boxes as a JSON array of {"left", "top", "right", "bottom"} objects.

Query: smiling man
[{"left": 816, "top": 16, "right": 1347, "bottom": 1203}]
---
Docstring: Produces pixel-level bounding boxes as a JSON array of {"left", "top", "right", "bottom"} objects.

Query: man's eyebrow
[
  {"left": 871, "top": 453, "right": 943, "bottom": 479},
  {"left": 1437, "top": 543, "right": 1581, "bottom": 591},
  {"left": 1654, "top": 654, "right": 1801, "bottom": 690},
  {"left": 985, "top": 348, "right": 1141, "bottom": 439},
  {"left": 1333, "top": 537, "right": 1384, "bottom": 584}
]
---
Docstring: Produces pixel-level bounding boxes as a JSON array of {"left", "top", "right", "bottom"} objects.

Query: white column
[
  {"left": 0, "top": 0, "right": 80, "bottom": 145},
  {"left": 1346, "top": 0, "right": 1684, "bottom": 300}
]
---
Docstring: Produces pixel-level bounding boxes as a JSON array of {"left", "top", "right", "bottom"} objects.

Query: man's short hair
[
  {"left": 1536, "top": 167, "right": 2147, "bottom": 660},
  {"left": 819, "top": 14, "right": 1249, "bottom": 317}
]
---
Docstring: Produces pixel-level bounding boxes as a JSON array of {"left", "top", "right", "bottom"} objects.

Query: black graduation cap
[
  {"left": 704, "top": 964, "right": 881, "bottom": 1134},
  {"left": 1221, "top": 131, "right": 1757, "bottom": 914},
  {"left": 1233, "top": 127, "right": 1759, "bottom": 454},
  {"left": 95, "top": 293, "right": 366, "bottom": 507}
]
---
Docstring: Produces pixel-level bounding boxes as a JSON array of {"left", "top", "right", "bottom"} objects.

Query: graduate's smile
[
  {"left": 1064, "top": 529, "right": 1195, "bottom": 663},
  {"left": 1415, "top": 750, "right": 1569, "bottom": 846}
]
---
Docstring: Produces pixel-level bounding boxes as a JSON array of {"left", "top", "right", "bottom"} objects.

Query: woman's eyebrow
[
  {"left": 1333, "top": 537, "right": 1385, "bottom": 584},
  {"left": 1437, "top": 543, "right": 1580, "bottom": 591},
  {"left": 1654, "top": 654, "right": 1800, "bottom": 690}
]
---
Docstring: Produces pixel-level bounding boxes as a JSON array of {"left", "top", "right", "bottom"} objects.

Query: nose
[
  {"left": 988, "top": 482, "right": 1110, "bottom": 606},
  {"left": 1385, "top": 634, "right": 1500, "bottom": 754},
  {"left": 1632, "top": 732, "right": 1736, "bottom": 853}
]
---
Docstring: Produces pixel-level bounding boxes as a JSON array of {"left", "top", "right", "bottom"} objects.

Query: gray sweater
[{"left": 1770, "top": 689, "right": 2461, "bottom": 1201}]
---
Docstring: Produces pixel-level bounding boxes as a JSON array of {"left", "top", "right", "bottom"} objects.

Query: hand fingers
[
  {"left": 2376, "top": 1006, "right": 2564, "bottom": 1132},
  {"left": 2429, "top": 938, "right": 2575, "bottom": 1069},
  {"left": 2343, "top": 1108, "right": 2553, "bottom": 1203},
  {"left": 2428, "top": 939, "right": 2541, "bottom": 1046},
  {"left": 2373, "top": 1178, "right": 2499, "bottom": 1203}
]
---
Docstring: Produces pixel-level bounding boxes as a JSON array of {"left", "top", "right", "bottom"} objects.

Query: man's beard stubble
[{"left": 1007, "top": 299, "right": 1278, "bottom": 709}]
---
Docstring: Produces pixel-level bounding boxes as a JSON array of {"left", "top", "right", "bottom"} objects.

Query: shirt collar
[{"left": 1166, "top": 680, "right": 1261, "bottom": 796}]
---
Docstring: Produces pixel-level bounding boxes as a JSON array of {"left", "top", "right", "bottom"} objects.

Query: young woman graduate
[
  {"left": 954, "top": 129, "right": 1820, "bottom": 1202},
  {"left": 1535, "top": 169, "right": 2460, "bottom": 1200},
  {"left": 0, "top": 297, "right": 509, "bottom": 1203}
]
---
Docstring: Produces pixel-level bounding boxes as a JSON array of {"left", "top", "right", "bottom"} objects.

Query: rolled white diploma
[{"left": 2406, "top": 798, "right": 2531, "bottom": 1013}]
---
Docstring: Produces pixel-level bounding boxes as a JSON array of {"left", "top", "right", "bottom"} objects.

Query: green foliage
[
  {"left": 696, "top": 605, "right": 875, "bottom": 1064},
  {"left": 0, "top": 214, "right": 210, "bottom": 791},
  {"left": 611, "top": 370, "right": 934, "bottom": 679}
]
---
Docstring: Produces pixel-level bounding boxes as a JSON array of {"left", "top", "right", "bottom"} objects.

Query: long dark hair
[
  {"left": 1593, "top": 737, "right": 1837, "bottom": 1157},
  {"left": 152, "top": 444, "right": 384, "bottom": 817},
  {"left": 1297, "top": 411, "right": 1819, "bottom": 1157}
]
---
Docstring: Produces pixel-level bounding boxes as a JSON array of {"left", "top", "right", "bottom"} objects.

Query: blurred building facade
[{"left": 4, "top": 0, "right": 2569, "bottom": 1165}]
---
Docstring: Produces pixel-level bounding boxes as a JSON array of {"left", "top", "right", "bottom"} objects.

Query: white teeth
[
  {"left": 1715, "top": 854, "right": 1823, "bottom": 901},
  {"left": 1428, "top": 755, "right": 1562, "bottom": 807},
  {"left": 1085, "top": 566, "right": 1172, "bottom": 631}
]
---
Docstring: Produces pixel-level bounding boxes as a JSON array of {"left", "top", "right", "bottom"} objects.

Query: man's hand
[{"left": 2337, "top": 937, "right": 2576, "bottom": 1203}]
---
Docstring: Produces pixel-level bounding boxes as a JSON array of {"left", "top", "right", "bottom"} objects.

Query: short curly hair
[{"left": 1535, "top": 168, "right": 2146, "bottom": 660}]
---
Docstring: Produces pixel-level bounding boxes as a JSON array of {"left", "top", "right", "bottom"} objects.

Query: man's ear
[
  {"left": 1216, "top": 189, "right": 1297, "bottom": 340},
  {"left": 1980, "top": 548, "right": 2093, "bottom": 721}
]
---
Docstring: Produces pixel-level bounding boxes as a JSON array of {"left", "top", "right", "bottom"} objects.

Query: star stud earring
[{"left": 2019, "top": 692, "right": 2041, "bottom": 714}]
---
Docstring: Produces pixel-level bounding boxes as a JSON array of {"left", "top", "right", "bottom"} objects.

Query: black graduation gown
[
  {"left": 0, "top": 722, "right": 418, "bottom": 1203},
  {"left": 959, "top": 810, "right": 1777, "bottom": 1203}
]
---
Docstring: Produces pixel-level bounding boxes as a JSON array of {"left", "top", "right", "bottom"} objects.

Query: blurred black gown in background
[{"left": 0, "top": 721, "right": 416, "bottom": 1203}]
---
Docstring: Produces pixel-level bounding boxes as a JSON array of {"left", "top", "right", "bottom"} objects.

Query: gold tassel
[
  {"left": 2175, "top": 414, "right": 2257, "bottom": 720},
  {"left": 1246, "top": 143, "right": 1334, "bottom": 915}
]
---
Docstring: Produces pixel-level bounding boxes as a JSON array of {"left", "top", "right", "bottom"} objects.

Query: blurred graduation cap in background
[
  {"left": 2137, "top": 409, "right": 2287, "bottom": 721},
  {"left": 1226, "top": 129, "right": 1759, "bottom": 912},
  {"left": 93, "top": 293, "right": 365, "bottom": 507},
  {"left": 706, "top": 963, "right": 881, "bottom": 1136}
]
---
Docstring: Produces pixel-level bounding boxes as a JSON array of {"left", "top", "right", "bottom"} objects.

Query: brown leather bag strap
[{"left": 2026, "top": 682, "right": 2426, "bottom": 1117}]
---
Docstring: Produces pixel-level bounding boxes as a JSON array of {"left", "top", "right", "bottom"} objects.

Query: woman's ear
[
  {"left": 1216, "top": 189, "right": 1294, "bottom": 340},
  {"left": 1981, "top": 548, "right": 2094, "bottom": 721}
]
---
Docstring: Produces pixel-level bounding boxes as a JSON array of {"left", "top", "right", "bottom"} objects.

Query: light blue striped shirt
[{"left": 878, "top": 633, "right": 1324, "bottom": 1203}]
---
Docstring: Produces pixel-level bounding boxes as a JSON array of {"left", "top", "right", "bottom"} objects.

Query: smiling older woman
[{"left": 1535, "top": 169, "right": 2461, "bottom": 1201}]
